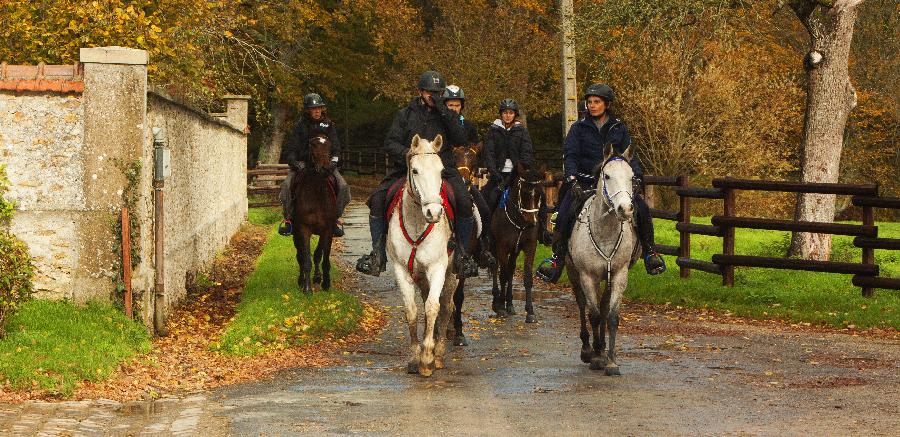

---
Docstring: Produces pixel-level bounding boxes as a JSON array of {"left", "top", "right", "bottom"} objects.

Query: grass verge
[
  {"left": 217, "top": 207, "right": 364, "bottom": 356},
  {"left": 0, "top": 300, "right": 150, "bottom": 396},
  {"left": 525, "top": 219, "right": 899, "bottom": 330}
]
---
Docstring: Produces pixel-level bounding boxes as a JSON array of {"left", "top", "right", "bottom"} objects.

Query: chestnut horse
[{"left": 291, "top": 134, "right": 338, "bottom": 293}]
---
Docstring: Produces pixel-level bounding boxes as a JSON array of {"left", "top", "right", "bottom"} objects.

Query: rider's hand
[
  {"left": 328, "top": 159, "right": 339, "bottom": 171},
  {"left": 290, "top": 160, "right": 305, "bottom": 172}
]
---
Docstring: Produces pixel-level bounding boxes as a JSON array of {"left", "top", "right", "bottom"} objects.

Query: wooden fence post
[
  {"left": 861, "top": 202, "right": 875, "bottom": 297},
  {"left": 678, "top": 175, "right": 691, "bottom": 278},
  {"left": 722, "top": 180, "right": 736, "bottom": 287}
]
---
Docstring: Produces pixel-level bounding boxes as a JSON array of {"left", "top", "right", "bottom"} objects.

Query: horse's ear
[
  {"left": 432, "top": 134, "right": 443, "bottom": 153},
  {"left": 622, "top": 142, "right": 633, "bottom": 161},
  {"left": 603, "top": 143, "right": 614, "bottom": 162}
]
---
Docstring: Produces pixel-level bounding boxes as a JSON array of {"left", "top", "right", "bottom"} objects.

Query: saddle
[
  {"left": 386, "top": 177, "right": 456, "bottom": 224},
  {"left": 291, "top": 168, "right": 337, "bottom": 204}
]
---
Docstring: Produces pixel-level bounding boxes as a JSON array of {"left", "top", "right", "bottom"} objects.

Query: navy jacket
[
  {"left": 483, "top": 119, "right": 534, "bottom": 181},
  {"left": 280, "top": 114, "right": 342, "bottom": 165},
  {"left": 563, "top": 115, "right": 642, "bottom": 184},
  {"left": 384, "top": 97, "right": 467, "bottom": 170}
]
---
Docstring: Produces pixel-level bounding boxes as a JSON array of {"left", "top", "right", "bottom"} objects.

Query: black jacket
[
  {"left": 563, "top": 114, "right": 642, "bottom": 184},
  {"left": 461, "top": 116, "right": 479, "bottom": 144},
  {"left": 483, "top": 119, "right": 534, "bottom": 181},
  {"left": 280, "top": 114, "right": 342, "bottom": 165},
  {"left": 384, "top": 97, "right": 467, "bottom": 170}
]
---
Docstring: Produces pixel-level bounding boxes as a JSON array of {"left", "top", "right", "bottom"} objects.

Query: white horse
[
  {"left": 567, "top": 143, "right": 641, "bottom": 376},
  {"left": 387, "top": 134, "right": 458, "bottom": 377}
]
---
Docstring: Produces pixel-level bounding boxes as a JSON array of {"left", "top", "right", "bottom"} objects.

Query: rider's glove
[
  {"left": 290, "top": 160, "right": 305, "bottom": 172},
  {"left": 329, "top": 157, "right": 339, "bottom": 170}
]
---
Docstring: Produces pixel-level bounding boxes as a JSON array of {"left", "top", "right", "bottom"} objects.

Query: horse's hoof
[
  {"left": 525, "top": 313, "right": 537, "bottom": 323},
  {"left": 419, "top": 363, "right": 434, "bottom": 377},
  {"left": 313, "top": 273, "right": 322, "bottom": 284},
  {"left": 406, "top": 361, "right": 419, "bottom": 374},
  {"left": 505, "top": 304, "right": 517, "bottom": 316},
  {"left": 434, "top": 357, "right": 445, "bottom": 370},
  {"left": 604, "top": 364, "right": 621, "bottom": 376},
  {"left": 580, "top": 350, "right": 594, "bottom": 364},
  {"left": 321, "top": 280, "right": 331, "bottom": 291},
  {"left": 453, "top": 334, "right": 468, "bottom": 347},
  {"left": 589, "top": 355, "right": 608, "bottom": 370},
  {"left": 494, "top": 309, "right": 508, "bottom": 318}
]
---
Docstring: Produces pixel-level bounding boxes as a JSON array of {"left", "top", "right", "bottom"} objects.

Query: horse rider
[
  {"left": 355, "top": 71, "right": 479, "bottom": 279},
  {"left": 278, "top": 93, "right": 350, "bottom": 237},
  {"left": 442, "top": 84, "right": 494, "bottom": 265},
  {"left": 536, "top": 83, "right": 666, "bottom": 283},
  {"left": 481, "top": 99, "right": 551, "bottom": 242}
]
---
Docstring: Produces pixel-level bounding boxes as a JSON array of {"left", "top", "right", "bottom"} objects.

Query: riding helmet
[
  {"left": 417, "top": 71, "right": 446, "bottom": 92},
  {"left": 583, "top": 83, "right": 614, "bottom": 103},
  {"left": 499, "top": 98, "right": 519, "bottom": 115},
  {"left": 303, "top": 93, "right": 326, "bottom": 109},
  {"left": 442, "top": 85, "right": 465, "bottom": 108}
]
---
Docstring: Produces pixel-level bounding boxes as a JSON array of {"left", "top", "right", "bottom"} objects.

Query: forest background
[{"left": 1, "top": 0, "right": 896, "bottom": 218}]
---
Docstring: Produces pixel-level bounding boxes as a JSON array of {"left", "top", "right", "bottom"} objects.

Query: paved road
[{"left": 1, "top": 202, "right": 898, "bottom": 436}]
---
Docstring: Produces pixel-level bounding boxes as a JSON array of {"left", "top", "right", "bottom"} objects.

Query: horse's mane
[{"left": 591, "top": 146, "right": 629, "bottom": 180}]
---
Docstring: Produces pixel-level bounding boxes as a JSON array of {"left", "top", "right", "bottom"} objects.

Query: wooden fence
[{"left": 642, "top": 176, "right": 900, "bottom": 297}]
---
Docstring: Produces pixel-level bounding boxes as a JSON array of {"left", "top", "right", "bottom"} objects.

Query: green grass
[
  {"left": 217, "top": 212, "right": 364, "bottom": 356},
  {"left": 525, "top": 219, "right": 900, "bottom": 329},
  {"left": 248, "top": 206, "right": 282, "bottom": 226},
  {"left": 0, "top": 300, "right": 150, "bottom": 396}
]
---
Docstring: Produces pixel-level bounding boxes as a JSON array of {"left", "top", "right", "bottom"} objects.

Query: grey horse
[{"left": 566, "top": 143, "right": 641, "bottom": 376}]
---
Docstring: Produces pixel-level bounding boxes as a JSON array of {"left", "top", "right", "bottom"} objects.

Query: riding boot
[
  {"left": 635, "top": 197, "right": 666, "bottom": 275},
  {"left": 278, "top": 171, "right": 295, "bottom": 236},
  {"left": 478, "top": 231, "right": 497, "bottom": 268},
  {"left": 332, "top": 220, "right": 345, "bottom": 237},
  {"left": 454, "top": 216, "right": 479, "bottom": 279},
  {"left": 536, "top": 229, "right": 567, "bottom": 283},
  {"left": 355, "top": 216, "right": 387, "bottom": 276}
]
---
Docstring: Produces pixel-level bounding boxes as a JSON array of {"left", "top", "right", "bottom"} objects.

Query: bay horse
[
  {"left": 489, "top": 162, "right": 546, "bottom": 323},
  {"left": 447, "top": 143, "right": 492, "bottom": 346},
  {"left": 386, "top": 134, "right": 457, "bottom": 377},
  {"left": 291, "top": 134, "right": 338, "bottom": 293},
  {"left": 567, "top": 144, "right": 640, "bottom": 375}
]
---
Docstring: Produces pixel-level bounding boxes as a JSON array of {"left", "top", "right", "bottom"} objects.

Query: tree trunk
[
  {"left": 258, "top": 102, "right": 292, "bottom": 164},
  {"left": 788, "top": 0, "right": 864, "bottom": 260}
]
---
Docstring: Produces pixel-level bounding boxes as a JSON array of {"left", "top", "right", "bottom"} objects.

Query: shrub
[{"left": 0, "top": 165, "right": 35, "bottom": 336}]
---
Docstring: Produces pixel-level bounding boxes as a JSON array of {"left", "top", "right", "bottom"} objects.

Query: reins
[
  {"left": 503, "top": 177, "right": 542, "bottom": 252},
  {"left": 395, "top": 150, "right": 449, "bottom": 280}
]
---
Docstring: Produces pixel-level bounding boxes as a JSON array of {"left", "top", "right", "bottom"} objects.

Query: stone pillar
[
  {"left": 223, "top": 95, "right": 250, "bottom": 132},
  {"left": 76, "top": 46, "right": 148, "bottom": 302}
]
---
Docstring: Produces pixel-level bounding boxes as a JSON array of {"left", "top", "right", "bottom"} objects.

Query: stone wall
[
  {"left": 144, "top": 91, "right": 248, "bottom": 315},
  {"left": 0, "top": 47, "right": 248, "bottom": 329}
]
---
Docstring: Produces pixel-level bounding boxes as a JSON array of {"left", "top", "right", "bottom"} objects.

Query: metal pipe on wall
[{"left": 152, "top": 127, "right": 169, "bottom": 336}]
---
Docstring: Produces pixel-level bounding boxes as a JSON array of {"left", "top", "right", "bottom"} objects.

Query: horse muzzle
[
  {"left": 616, "top": 204, "right": 634, "bottom": 222},
  {"left": 423, "top": 203, "right": 444, "bottom": 223}
]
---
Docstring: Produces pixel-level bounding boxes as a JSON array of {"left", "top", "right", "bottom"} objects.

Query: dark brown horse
[
  {"left": 292, "top": 134, "right": 338, "bottom": 293},
  {"left": 489, "top": 163, "right": 546, "bottom": 323},
  {"left": 447, "top": 143, "right": 490, "bottom": 346}
]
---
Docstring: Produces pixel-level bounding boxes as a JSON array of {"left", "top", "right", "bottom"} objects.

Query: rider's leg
[
  {"left": 443, "top": 169, "right": 479, "bottom": 279},
  {"left": 538, "top": 192, "right": 552, "bottom": 245},
  {"left": 278, "top": 170, "right": 295, "bottom": 236},
  {"left": 634, "top": 194, "right": 666, "bottom": 275},
  {"left": 355, "top": 176, "right": 393, "bottom": 276},
  {"left": 331, "top": 170, "right": 351, "bottom": 237},
  {"left": 536, "top": 187, "right": 577, "bottom": 282},
  {"left": 471, "top": 187, "right": 495, "bottom": 266}
]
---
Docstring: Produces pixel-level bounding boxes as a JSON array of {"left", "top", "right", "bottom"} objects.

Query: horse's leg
[
  {"left": 433, "top": 274, "right": 457, "bottom": 370},
  {"left": 604, "top": 271, "right": 628, "bottom": 376},
  {"left": 523, "top": 240, "right": 537, "bottom": 323},
  {"left": 569, "top": 267, "right": 593, "bottom": 363},
  {"left": 295, "top": 228, "right": 313, "bottom": 293},
  {"left": 451, "top": 278, "right": 468, "bottom": 346},
  {"left": 575, "top": 270, "right": 606, "bottom": 370},
  {"left": 320, "top": 234, "right": 333, "bottom": 291},
  {"left": 392, "top": 262, "right": 420, "bottom": 374},
  {"left": 313, "top": 239, "right": 324, "bottom": 285},
  {"left": 419, "top": 264, "right": 447, "bottom": 377},
  {"left": 490, "top": 252, "right": 506, "bottom": 317},
  {"left": 503, "top": 251, "right": 517, "bottom": 316}
]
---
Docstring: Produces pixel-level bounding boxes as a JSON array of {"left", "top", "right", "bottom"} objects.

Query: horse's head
[
  {"left": 513, "top": 162, "right": 546, "bottom": 225},
  {"left": 452, "top": 142, "right": 481, "bottom": 184},
  {"left": 593, "top": 143, "right": 635, "bottom": 222},
  {"left": 309, "top": 134, "right": 332, "bottom": 173},
  {"left": 406, "top": 134, "right": 445, "bottom": 223}
]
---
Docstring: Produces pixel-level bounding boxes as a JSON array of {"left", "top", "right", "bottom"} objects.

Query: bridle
[
  {"left": 454, "top": 145, "right": 479, "bottom": 183},
  {"left": 598, "top": 156, "right": 634, "bottom": 216},
  {"left": 407, "top": 151, "right": 443, "bottom": 209},
  {"left": 395, "top": 150, "right": 447, "bottom": 280},
  {"left": 503, "top": 176, "right": 543, "bottom": 251}
]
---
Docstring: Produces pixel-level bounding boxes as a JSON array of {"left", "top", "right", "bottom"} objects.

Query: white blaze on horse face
[{"left": 603, "top": 159, "right": 634, "bottom": 221}]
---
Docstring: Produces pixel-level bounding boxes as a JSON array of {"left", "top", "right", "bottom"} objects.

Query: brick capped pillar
[{"left": 223, "top": 94, "right": 250, "bottom": 132}]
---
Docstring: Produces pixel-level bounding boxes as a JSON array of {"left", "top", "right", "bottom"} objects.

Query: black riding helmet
[
  {"left": 417, "top": 71, "right": 446, "bottom": 92},
  {"left": 442, "top": 85, "right": 465, "bottom": 109},
  {"left": 499, "top": 98, "right": 519, "bottom": 115},
  {"left": 583, "top": 83, "right": 614, "bottom": 103},
  {"left": 303, "top": 93, "right": 326, "bottom": 109}
]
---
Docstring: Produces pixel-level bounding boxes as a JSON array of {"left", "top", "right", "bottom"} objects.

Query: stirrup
[
  {"left": 536, "top": 256, "right": 563, "bottom": 283},
  {"left": 332, "top": 221, "right": 345, "bottom": 237},
  {"left": 644, "top": 251, "right": 667, "bottom": 276},
  {"left": 456, "top": 254, "right": 479, "bottom": 279},
  {"left": 355, "top": 252, "right": 385, "bottom": 276},
  {"left": 278, "top": 220, "right": 293, "bottom": 236}
]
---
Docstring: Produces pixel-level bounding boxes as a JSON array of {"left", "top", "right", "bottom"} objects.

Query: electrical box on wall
[{"left": 154, "top": 146, "right": 170, "bottom": 181}]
